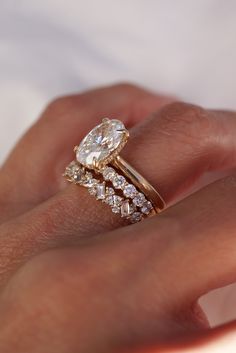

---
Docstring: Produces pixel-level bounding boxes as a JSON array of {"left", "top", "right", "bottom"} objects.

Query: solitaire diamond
[{"left": 76, "top": 119, "right": 128, "bottom": 169}]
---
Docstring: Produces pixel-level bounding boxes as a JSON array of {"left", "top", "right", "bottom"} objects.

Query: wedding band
[{"left": 63, "top": 118, "right": 165, "bottom": 223}]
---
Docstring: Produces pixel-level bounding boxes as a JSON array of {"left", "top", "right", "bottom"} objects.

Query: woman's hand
[{"left": 0, "top": 83, "right": 236, "bottom": 353}]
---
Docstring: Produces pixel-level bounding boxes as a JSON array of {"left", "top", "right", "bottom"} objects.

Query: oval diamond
[{"left": 76, "top": 119, "right": 128, "bottom": 169}]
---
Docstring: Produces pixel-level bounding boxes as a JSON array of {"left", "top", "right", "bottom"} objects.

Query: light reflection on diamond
[{"left": 76, "top": 119, "right": 127, "bottom": 168}]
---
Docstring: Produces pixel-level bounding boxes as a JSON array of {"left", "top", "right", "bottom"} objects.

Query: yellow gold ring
[{"left": 64, "top": 118, "right": 165, "bottom": 223}]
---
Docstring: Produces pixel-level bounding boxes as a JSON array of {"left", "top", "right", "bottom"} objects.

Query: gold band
[{"left": 112, "top": 155, "right": 165, "bottom": 213}]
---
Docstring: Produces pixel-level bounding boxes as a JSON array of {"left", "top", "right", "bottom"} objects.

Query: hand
[{"left": 0, "top": 83, "right": 236, "bottom": 353}]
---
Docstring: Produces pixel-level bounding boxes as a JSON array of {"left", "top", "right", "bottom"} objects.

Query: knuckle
[
  {"left": 111, "top": 82, "right": 144, "bottom": 95},
  {"left": 17, "top": 249, "right": 90, "bottom": 303},
  {"left": 4, "top": 250, "right": 90, "bottom": 331},
  {"left": 114, "top": 82, "right": 138, "bottom": 90},
  {"left": 42, "top": 95, "right": 81, "bottom": 121},
  {"left": 161, "top": 101, "right": 205, "bottom": 121},
  {"left": 157, "top": 101, "right": 212, "bottom": 145},
  {"left": 41, "top": 82, "right": 144, "bottom": 122},
  {"left": 44, "top": 96, "right": 70, "bottom": 113}
]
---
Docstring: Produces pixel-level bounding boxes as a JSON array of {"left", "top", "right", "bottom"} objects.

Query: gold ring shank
[{"left": 111, "top": 155, "right": 165, "bottom": 213}]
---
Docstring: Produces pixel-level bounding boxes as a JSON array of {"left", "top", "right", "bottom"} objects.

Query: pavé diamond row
[{"left": 64, "top": 161, "right": 154, "bottom": 223}]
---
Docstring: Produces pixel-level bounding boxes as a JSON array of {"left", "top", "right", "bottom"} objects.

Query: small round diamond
[
  {"left": 130, "top": 212, "right": 142, "bottom": 223},
  {"left": 123, "top": 184, "right": 137, "bottom": 198},
  {"left": 72, "top": 172, "right": 83, "bottom": 183},
  {"left": 103, "top": 167, "right": 116, "bottom": 181},
  {"left": 141, "top": 201, "right": 153, "bottom": 215},
  {"left": 105, "top": 195, "right": 114, "bottom": 206},
  {"left": 112, "top": 175, "right": 126, "bottom": 189},
  {"left": 111, "top": 206, "right": 120, "bottom": 214},
  {"left": 113, "top": 195, "right": 123, "bottom": 206},
  {"left": 65, "top": 162, "right": 84, "bottom": 182},
  {"left": 65, "top": 161, "right": 80, "bottom": 177},
  {"left": 105, "top": 195, "right": 123, "bottom": 207},
  {"left": 133, "top": 193, "right": 146, "bottom": 207},
  {"left": 88, "top": 187, "right": 97, "bottom": 196},
  {"left": 82, "top": 176, "right": 97, "bottom": 187},
  {"left": 106, "top": 187, "right": 115, "bottom": 196}
]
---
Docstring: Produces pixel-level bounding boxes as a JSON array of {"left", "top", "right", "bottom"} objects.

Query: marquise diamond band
[{"left": 63, "top": 118, "right": 165, "bottom": 223}]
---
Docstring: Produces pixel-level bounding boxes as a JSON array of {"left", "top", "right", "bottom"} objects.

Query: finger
[
  {"left": 1, "top": 102, "right": 236, "bottom": 283},
  {"left": 28, "top": 175, "right": 236, "bottom": 302},
  {"left": 1, "top": 101, "right": 236, "bottom": 285},
  {"left": 123, "top": 103, "right": 236, "bottom": 204},
  {"left": 0, "top": 83, "right": 172, "bottom": 222},
  {"left": 1, "top": 185, "right": 236, "bottom": 353},
  {"left": 99, "top": 174, "right": 236, "bottom": 312},
  {"left": 13, "top": 102, "right": 235, "bottom": 243},
  {"left": 164, "top": 175, "right": 236, "bottom": 303},
  {"left": 4, "top": 178, "right": 236, "bottom": 351},
  {"left": 0, "top": 182, "right": 127, "bottom": 285},
  {"left": 0, "top": 170, "right": 235, "bottom": 299},
  {"left": 0, "top": 177, "right": 234, "bottom": 353},
  {"left": 34, "top": 102, "right": 236, "bottom": 243}
]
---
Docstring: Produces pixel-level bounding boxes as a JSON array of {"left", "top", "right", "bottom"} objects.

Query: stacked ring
[{"left": 64, "top": 118, "right": 165, "bottom": 223}]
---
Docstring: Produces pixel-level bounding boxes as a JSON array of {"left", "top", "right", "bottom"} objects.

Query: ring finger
[
  {"left": 0, "top": 94, "right": 236, "bottom": 285},
  {"left": 0, "top": 83, "right": 172, "bottom": 223}
]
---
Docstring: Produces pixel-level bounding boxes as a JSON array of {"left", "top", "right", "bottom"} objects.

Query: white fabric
[{"left": 1, "top": 0, "right": 236, "bottom": 327}]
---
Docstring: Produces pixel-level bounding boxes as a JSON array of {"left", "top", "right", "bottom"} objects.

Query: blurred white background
[{"left": 1, "top": 0, "right": 236, "bottom": 327}]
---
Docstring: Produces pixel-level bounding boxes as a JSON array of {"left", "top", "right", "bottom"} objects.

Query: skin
[{"left": 0, "top": 83, "right": 236, "bottom": 352}]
